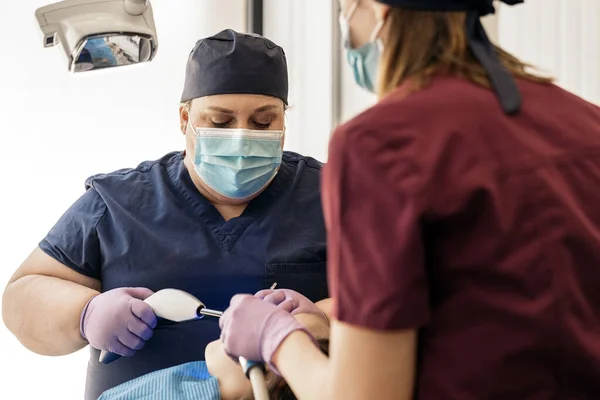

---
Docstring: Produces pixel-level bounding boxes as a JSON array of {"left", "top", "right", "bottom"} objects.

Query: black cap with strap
[{"left": 376, "top": 0, "right": 524, "bottom": 115}]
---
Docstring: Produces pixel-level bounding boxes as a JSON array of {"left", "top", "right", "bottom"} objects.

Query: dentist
[{"left": 2, "top": 29, "right": 328, "bottom": 400}]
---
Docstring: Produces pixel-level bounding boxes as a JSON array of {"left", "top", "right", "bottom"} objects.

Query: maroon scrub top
[{"left": 324, "top": 75, "right": 600, "bottom": 399}]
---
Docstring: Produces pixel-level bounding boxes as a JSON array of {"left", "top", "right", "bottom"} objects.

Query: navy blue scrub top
[{"left": 38, "top": 151, "right": 328, "bottom": 400}]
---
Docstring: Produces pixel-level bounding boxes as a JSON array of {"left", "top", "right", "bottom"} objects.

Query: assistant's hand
[
  {"left": 219, "top": 294, "right": 313, "bottom": 374},
  {"left": 255, "top": 288, "right": 327, "bottom": 319},
  {"left": 80, "top": 287, "right": 157, "bottom": 357}
]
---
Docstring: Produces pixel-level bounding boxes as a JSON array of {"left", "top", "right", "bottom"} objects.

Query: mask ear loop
[
  {"left": 371, "top": 18, "right": 386, "bottom": 50},
  {"left": 339, "top": 0, "right": 359, "bottom": 48},
  {"left": 345, "top": 0, "right": 359, "bottom": 20},
  {"left": 188, "top": 120, "right": 197, "bottom": 135}
]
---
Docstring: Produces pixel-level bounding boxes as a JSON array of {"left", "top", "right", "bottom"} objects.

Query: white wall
[
  {"left": 266, "top": 0, "right": 380, "bottom": 133},
  {"left": 498, "top": 0, "right": 600, "bottom": 105},
  {"left": 0, "top": 1, "right": 246, "bottom": 398},
  {"left": 264, "top": 0, "right": 338, "bottom": 162}
]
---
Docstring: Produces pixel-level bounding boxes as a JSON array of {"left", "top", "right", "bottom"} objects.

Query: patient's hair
[{"left": 241, "top": 338, "right": 330, "bottom": 400}]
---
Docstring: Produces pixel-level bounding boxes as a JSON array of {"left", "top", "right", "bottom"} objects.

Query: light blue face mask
[
  {"left": 191, "top": 124, "right": 284, "bottom": 200},
  {"left": 339, "top": 2, "right": 385, "bottom": 93}
]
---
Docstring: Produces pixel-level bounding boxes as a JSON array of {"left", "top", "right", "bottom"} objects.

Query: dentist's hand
[
  {"left": 219, "top": 294, "right": 314, "bottom": 374},
  {"left": 255, "top": 288, "right": 327, "bottom": 319},
  {"left": 80, "top": 287, "right": 158, "bottom": 357}
]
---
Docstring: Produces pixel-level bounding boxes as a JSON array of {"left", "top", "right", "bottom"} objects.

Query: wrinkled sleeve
[
  {"left": 323, "top": 124, "right": 430, "bottom": 331},
  {"left": 39, "top": 188, "right": 106, "bottom": 280}
]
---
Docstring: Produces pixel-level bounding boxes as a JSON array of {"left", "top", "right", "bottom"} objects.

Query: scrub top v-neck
[{"left": 39, "top": 151, "right": 328, "bottom": 400}]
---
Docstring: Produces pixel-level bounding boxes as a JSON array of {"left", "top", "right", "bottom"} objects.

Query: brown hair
[
  {"left": 241, "top": 338, "right": 330, "bottom": 400},
  {"left": 377, "top": 9, "right": 553, "bottom": 97}
]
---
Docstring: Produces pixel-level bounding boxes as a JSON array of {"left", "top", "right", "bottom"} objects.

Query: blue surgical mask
[
  {"left": 339, "top": 2, "right": 385, "bottom": 93},
  {"left": 191, "top": 125, "right": 284, "bottom": 200}
]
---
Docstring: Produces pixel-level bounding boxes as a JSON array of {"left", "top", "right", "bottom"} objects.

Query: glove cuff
[
  {"left": 262, "top": 318, "right": 317, "bottom": 376},
  {"left": 79, "top": 295, "right": 98, "bottom": 340}
]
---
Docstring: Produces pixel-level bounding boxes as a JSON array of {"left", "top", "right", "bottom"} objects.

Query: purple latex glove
[
  {"left": 255, "top": 288, "right": 327, "bottom": 319},
  {"left": 80, "top": 287, "right": 157, "bottom": 357},
  {"left": 219, "top": 294, "right": 315, "bottom": 375}
]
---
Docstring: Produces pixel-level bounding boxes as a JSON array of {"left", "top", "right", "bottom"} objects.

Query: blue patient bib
[{"left": 98, "top": 362, "right": 220, "bottom": 400}]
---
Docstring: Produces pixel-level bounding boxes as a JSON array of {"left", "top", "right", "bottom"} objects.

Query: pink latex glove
[
  {"left": 219, "top": 294, "right": 315, "bottom": 375},
  {"left": 80, "top": 287, "right": 157, "bottom": 357},
  {"left": 254, "top": 288, "right": 327, "bottom": 320}
]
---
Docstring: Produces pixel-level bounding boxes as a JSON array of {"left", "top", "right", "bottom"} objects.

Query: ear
[{"left": 179, "top": 105, "right": 189, "bottom": 135}]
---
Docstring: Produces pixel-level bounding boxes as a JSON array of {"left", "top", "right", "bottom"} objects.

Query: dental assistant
[
  {"left": 219, "top": 1, "right": 600, "bottom": 399},
  {"left": 2, "top": 30, "right": 328, "bottom": 400}
]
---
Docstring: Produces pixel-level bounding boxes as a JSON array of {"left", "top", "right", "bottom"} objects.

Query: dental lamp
[{"left": 35, "top": 0, "right": 158, "bottom": 73}]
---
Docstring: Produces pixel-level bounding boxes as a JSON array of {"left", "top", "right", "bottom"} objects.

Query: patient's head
[
  {"left": 205, "top": 312, "right": 329, "bottom": 400},
  {"left": 248, "top": 338, "right": 329, "bottom": 400}
]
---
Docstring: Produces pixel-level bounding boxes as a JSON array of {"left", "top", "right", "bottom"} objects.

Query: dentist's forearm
[{"left": 2, "top": 274, "right": 99, "bottom": 356}]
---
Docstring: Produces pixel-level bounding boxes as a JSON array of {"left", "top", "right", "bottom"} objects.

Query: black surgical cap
[
  {"left": 377, "top": 0, "right": 525, "bottom": 115},
  {"left": 181, "top": 29, "right": 289, "bottom": 104}
]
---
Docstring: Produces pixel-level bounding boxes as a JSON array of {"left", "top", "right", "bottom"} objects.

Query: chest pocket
[{"left": 265, "top": 261, "right": 328, "bottom": 302}]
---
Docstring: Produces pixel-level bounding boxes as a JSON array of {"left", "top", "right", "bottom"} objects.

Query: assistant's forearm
[
  {"left": 2, "top": 274, "right": 99, "bottom": 356},
  {"left": 272, "top": 331, "right": 332, "bottom": 400}
]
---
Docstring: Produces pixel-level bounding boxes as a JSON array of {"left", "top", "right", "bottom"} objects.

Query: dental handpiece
[
  {"left": 99, "top": 284, "right": 276, "bottom": 366},
  {"left": 195, "top": 281, "right": 276, "bottom": 319}
]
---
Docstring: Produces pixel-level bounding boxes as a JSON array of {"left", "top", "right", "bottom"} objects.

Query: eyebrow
[
  {"left": 204, "top": 104, "right": 280, "bottom": 114},
  {"left": 204, "top": 106, "right": 234, "bottom": 114},
  {"left": 254, "top": 105, "right": 280, "bottom": 112}
]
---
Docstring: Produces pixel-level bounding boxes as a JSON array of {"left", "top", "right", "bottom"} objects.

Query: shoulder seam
[
  {"left": 89, "top": 154, "right": 181, "bottom": 182},
  {"left": 298, "top": 158, "right": 323, "bottom": 171},
  {"left": 284, "top": 153, "right": 323, "bottom": 171}
]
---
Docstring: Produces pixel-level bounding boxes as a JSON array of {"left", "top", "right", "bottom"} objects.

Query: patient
[{"left": 98, "top": 304, "right": 329, "bottom": 400}]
